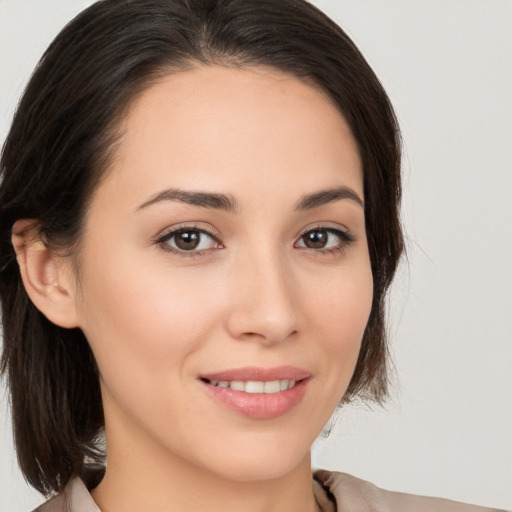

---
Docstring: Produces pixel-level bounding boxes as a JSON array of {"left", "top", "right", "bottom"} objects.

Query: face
[{"left": 72, "top": 65, "right": 372, "bottom": 482}]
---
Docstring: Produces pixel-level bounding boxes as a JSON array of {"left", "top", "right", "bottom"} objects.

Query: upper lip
[{"left": 200, "top": 366, "right": 311, "bottom": 382}]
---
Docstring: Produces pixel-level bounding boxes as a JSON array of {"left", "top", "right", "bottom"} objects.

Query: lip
[
  {"left": 200, "top": 365, "right": 311, "bottom": 382},
  {"left": 199, "top": 366, "right": 311, "bottom": 420}
]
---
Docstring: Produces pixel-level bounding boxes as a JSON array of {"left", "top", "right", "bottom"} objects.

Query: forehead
[{"left": 98, "top": 65, "right": 363, "bottom": 210}]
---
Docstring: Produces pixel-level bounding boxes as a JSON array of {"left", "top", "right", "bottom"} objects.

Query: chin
[{"left": 197, "top": 436, "right": 313, "bottom": 484}]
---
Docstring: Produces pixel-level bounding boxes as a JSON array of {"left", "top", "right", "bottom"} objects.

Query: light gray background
[{"left": 1, "top": 1, "right": 511, "bottom": 511}]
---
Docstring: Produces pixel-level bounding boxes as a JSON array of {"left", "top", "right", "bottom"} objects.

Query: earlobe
[{"left": 11, "top": 219, "right": 80, "bottom": 329}]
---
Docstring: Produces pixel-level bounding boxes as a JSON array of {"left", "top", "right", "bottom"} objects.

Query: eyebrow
[
  {"left": 137, "top": 185, "right": 363, "bottom": 212},
  {"left": 295, "top": 186, "right": 364, "bottom": 210},
  {"left": 138, "top": 188, "right": 237, "bottom": 212}
]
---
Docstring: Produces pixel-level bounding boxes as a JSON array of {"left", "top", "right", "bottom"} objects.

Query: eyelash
[
  {"left": 155, "top": 224, "right": 222, "bottom": 258},
  {"left": 155, "top": 224, "right": 355, "bottom": 258},
  {"left": 296, "top": 225, "right": 355, "bottom": 256}
]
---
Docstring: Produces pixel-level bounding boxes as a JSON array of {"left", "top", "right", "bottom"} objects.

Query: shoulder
[
  {"left": 313, "top": 469, "right": 507, "bottom": 512},
  {"left": 31, "top": 478, "right": 100, "bottom": 512},
  {"left": 32, "top": 492, "right": 67, "bottom": 512}
]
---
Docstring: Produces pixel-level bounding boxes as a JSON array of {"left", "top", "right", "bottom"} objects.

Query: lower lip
[{"left": 200, "top": 378, "right": 310, "bottom": 419}]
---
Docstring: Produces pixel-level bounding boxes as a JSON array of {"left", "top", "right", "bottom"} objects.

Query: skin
[{"left": 17, "top": 65, "right": 373, "bottom": 512}]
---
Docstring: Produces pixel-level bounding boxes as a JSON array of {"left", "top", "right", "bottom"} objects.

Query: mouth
[
  {"left": 199, "top": 366, "right": 311, "bottom": 419},
  {"left": 200, "top": 378, "right": 298, "bottom": 393}
]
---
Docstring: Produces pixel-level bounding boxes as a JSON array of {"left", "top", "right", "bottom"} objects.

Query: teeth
[
  {"left": 230, "top": 381, "right": 245, "bottom": 391},
  {"left": 245, "top": 381, "right": 264, "bottom": 393},
  {"left": 263, "top": 381, "right": 280, "bottom": 393},
  {"left": 208, "top": 379, "right": 297, "bottom": 393}
]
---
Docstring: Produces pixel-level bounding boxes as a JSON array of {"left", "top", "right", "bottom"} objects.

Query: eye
[
  {"left": 157, "top": 227, "right": 221, "bottom": 255},
  {"left": 295, "top": 227, "right": 354, "bottom": 252}
]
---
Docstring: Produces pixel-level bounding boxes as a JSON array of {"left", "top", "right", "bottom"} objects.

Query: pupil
[
  {"left": 175, "top": 230, "right": 200, "bottom": 250},
  {"left": 305, "top": 230, "right": 327, "bottom": 249}
]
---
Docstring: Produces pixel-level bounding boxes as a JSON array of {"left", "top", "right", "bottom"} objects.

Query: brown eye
[
  {"left": 160, "top": 228, "right": 219, "bottom": 253},
  {"left": 302, "top": 229, "right": 330, "bottom": 249},
  {"left": 296, "top": 227, "right": 354, "bottom": 252},
  {"left": 174, "top": 230, "right": 201, "bottom": 250}
]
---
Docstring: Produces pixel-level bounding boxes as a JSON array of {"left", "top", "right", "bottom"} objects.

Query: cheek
[
  {"left": 75, "top": 251, "right": 223, "bottom": 398},
  {"left": 304, "top": 256, "right": 373, "bottom": 393},
  {"left": 309, "top": 257, "right": 373, "bottom": 342}
]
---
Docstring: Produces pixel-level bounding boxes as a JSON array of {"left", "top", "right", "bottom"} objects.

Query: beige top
[{"left": 33, "top": 470, "right": 507, "bottom": 512}]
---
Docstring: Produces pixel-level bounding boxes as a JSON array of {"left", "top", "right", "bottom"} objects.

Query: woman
[{"left": 0, "top": 1, "right": 507, "bottom": 511}]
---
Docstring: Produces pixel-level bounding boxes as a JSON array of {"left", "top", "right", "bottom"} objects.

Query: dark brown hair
[{"left": 0, "top": 0, "right": 403, "bottom": 496}]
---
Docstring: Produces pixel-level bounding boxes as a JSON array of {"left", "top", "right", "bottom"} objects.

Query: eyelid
[
  {"left": 155, "top": 222, "right": 222, "bottom": 242},
  {"left": 296, "top": 223, "right": 354, "bottom": 240},
  {"left": 154, "top": 223, "right": 223, "bottom": 257},
  {"left": 294, "top": 223, "right": 356, "bottom": 252}
]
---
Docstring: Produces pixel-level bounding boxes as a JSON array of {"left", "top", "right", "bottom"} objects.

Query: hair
[{"left": 0, "top": 0, "right": 403, "bottom": 496}]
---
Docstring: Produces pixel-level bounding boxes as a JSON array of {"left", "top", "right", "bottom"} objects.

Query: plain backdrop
[{"left": 1, "top": 1, "right": 511, "bottom": 511}]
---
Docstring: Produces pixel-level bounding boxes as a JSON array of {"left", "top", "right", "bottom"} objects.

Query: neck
[{"left": 91, "top": 416, "right": 320, "bottom": 512}]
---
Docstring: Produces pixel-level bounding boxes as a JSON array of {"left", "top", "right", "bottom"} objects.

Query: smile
[
  {"left": 203, "top": 379, "right": 297, "bottom": 393},
  {"left": 199, "top": 366, "right": 311, "bottom": 419}
]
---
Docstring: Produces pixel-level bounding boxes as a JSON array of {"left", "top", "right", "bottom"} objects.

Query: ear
[{"left": 11, "top": 219, "right": 80, "bottom": 329}]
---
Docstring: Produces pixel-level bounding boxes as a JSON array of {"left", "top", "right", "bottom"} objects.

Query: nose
[{"left": 225, "top": 249, "right": 299, "bottom": 346}]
